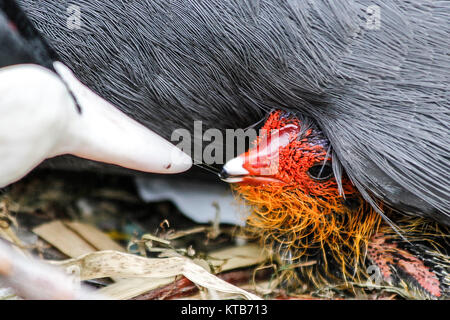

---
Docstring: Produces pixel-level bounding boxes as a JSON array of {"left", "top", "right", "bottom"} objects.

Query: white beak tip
[{"left": 223, "top": 157, "right": 249, "bottom": 176}]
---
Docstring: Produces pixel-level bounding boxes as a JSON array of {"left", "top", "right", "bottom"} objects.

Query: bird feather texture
[{"left": 18, "top": 0, "right": 450, "bottom": 224}]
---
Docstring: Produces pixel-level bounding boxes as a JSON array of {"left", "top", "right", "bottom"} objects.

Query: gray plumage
[{"left": 19, "top": 0, "right": 449, "bottom": 225}]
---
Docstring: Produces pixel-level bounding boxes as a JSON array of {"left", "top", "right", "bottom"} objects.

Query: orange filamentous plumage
[
  {"left": 233, "top": 183, "right": 382, "bottom": 283},
  {"left": 230, "top": 110, "right": 448, "bottom": 296},
  {"left": 233, "top": 111, "right": 383, "bottom": 283}
]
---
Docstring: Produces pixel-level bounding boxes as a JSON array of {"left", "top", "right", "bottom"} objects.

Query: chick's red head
[
  {"left": 226, "top": 111, "right": 357, "bottom": 194},
  {"left": 222, "top": 110, "right": 381, "bottom": 269}
]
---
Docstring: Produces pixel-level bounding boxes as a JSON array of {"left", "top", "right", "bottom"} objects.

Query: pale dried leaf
[
  {"left": 64, "top": 221, "right": 124, "bottom": 252},
  {"left": 208, "top": 244, "right": 268, "bottom": 272},
  {"left": 52, "top": 250, "right": 261, "bottom": 300},
  {"left": 99, "top": 277, "right": 176, "bottom": 300},
  {"left": 33, "top": 221, "right": 96, "bottom": 258}
]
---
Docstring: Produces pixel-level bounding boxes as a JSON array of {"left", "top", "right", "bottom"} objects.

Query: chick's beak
[{"left": 220, "top": 124, "right": 299, "bottom": 185}]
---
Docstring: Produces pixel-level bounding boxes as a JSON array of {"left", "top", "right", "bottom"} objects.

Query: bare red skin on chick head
[{"left": 239, "top": 110, "right": 357, "bottom": 198}]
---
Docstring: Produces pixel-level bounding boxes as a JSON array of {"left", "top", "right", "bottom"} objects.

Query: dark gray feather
[{"left": 18, "top": 0, "right": 450, "bottom": 224}]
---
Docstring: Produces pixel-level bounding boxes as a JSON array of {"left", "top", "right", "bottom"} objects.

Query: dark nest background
[{"left": 0, "top": 169, "right": 401, "bottom": 300}]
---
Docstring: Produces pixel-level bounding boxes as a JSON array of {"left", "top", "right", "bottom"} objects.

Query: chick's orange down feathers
[{"left": 227, "top": 111, "right": 449, "bottom": 299}]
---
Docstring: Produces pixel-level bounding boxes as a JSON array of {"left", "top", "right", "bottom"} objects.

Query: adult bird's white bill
[{"left": 0, "top": 63, "right": 192, "bottom": 188}]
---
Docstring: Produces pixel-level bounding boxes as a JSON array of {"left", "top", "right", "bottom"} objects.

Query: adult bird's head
[{"left": 221, "top": 111, "right": 381, "bottom": 276}]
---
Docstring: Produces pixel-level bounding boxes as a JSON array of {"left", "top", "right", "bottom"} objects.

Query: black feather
[{"left": 0, "top": 0, "right": 57, "bottom": 68}]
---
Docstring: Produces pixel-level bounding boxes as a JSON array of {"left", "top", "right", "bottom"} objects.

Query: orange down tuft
[
  {"left": 233, "top": 110, "right": 382, "bottom": 281},
  {"left": 234, "top": 183, "right": 382, "bottom": 278}
]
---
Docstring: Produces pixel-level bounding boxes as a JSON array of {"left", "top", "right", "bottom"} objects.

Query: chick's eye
[{"left": 307, "top": 162, "right": 333, "bottom": 181}]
